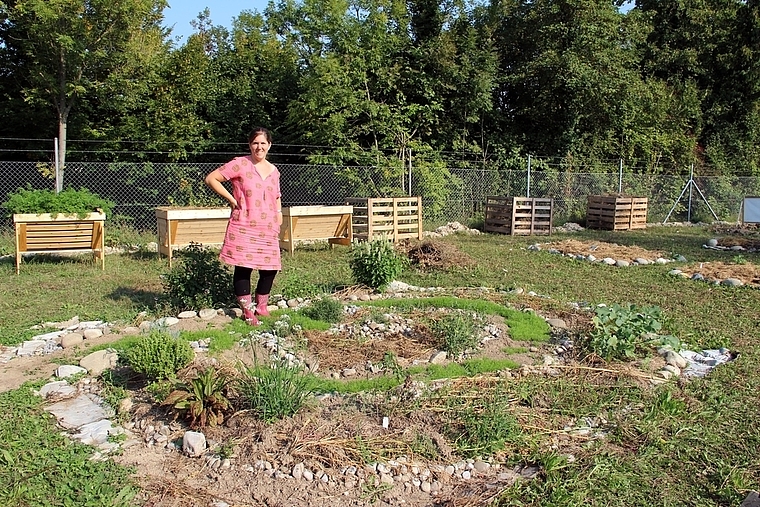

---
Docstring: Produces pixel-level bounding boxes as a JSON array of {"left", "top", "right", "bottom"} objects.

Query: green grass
[{"left": 1, "top": 226, "right": 759, "bottom": 505}]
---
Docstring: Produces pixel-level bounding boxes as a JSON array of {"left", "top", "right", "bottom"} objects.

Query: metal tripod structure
[{"left": 663, "top": 164, "right": 719, "bottom": 224}]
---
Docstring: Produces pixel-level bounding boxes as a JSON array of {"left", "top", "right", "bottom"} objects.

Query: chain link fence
[{"left": 2, "top": 160, "right": 759, "bottom": 234}]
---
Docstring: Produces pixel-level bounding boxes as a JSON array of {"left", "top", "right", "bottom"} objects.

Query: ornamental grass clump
[{"left": 237, "top": 357, "right": 313, "bottom": 423}]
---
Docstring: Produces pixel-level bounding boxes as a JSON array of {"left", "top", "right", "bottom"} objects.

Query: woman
[{"left": 205, "top": 127, "right": 282, "bottom": 325}]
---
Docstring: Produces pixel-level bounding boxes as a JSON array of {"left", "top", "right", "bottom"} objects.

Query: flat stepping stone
[{"left": 45, "top": 394, "right": 109, "bottom": 429}]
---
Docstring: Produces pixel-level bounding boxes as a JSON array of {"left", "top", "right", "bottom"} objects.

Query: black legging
[{"left": 233, "top": 267, "right": 278, "bottom": 297}]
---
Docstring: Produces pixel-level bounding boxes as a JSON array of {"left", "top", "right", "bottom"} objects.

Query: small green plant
[
  {"left": 588, "top": 303, "right": 680, "bottom": 360},
  {"left": 2, "top": 185, "right": 115, "bottom": 217},
  {"left": 301, "top": 297, "right": 343, "bottom": 323},
  {"left": 349, "top": 238, "right": 406, "bottom": 290},
  {"left": 124, "top": 331, "right": 194, "bottom": 380},
  {"left": 430, "top": 312, "right": 481, "bottom": 356},
  {"left": 445, "top": 393, "right": 522, "bottom": 457},
  {"left": 162, "top": 367, "right": 231, "bottom": 429},
  {"left": 279, "top": 270, "right": 325, "bottom": 299},
  {"left": 732, "top": 254, "right": 747, "bottom": 265},
  {"left": 237, "top": 357, "right": 313, "bottom": 422},
  {"left": 162, "top": 242, "right": 235, "bottom": 311},
  {"left": 409, "top": 433, "right": 439, "bottom": 460}
]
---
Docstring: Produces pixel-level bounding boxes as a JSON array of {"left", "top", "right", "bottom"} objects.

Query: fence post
[
  {"left": 618, "top": 158, "right": 623, "bottom": 193},
  {"left": 688, "top": 163, "right": 694, "bottom": 222},
  {"left": 54, "top": 138, "right": 61, "bottom": 193},
  {"left": 527, "top": 154, "right": 532, "bottom": 197},
  {"left": 408, "top": 148, "right": 412, "bottom": 197}
]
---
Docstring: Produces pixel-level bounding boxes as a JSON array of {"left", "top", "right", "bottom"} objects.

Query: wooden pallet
[
  {"left": 14, "top": 212, "right": 106, "bottom": 274},
  {"left": 346, "top": 197, "right": 423, "bottom": 242},
  {"left": 279, "top": 205, "right": 353, "bottom": 255},
  {"left": 586, "top": 195, "right": 648, "bottom": 230},
  {"left": 484, "top": 196, "right": 553, "bottom": 235},
  {"left": 155, "top": 207, "right": 231, "bottom": 267}
]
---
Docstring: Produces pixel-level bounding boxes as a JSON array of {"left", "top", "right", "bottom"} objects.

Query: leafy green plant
[
  {"left": 162, "top": 367, "right": 231, "bottom": 429},
  {"left": 162, "top": 242, "right": 235, "bottom": 311},
  {"left": 588, "top": 303, "right": 680, "bottom": 360},
  {"left": 349, "top": 238, "right": 406, "bottom": 290},
  {"left": 237, "top": 357, "right": 313, "bottom": 422},
  {"left": 279, "top": 270, "right": 326, "bottom": 299},
  {"left": 2, "top": 186, "right": 115, "bottom": 217},
  {"left": 430, "top": 312, "right": 481, "bottom": 356},
  {"left": 445, "top": 391, "right": 522, "bottom": 457},
  {"left": 124, "top": 331, "right": 194, "bottom": 380},
  {"left": 301, "top": 296, "right": 343, "bottom": 323},
  {"left": 732, "top": 254, "right": 747, "bottom": 265}
]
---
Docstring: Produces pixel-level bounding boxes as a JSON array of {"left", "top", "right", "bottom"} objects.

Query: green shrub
[
  {"left": 124, "top": 331, "right": 194, "bottom": 380},
  {"left": 588, "top": 303, "right": 680, "bottom": 360},
  {"left": 431, "top": 312, "right": 481, "bottom": 356},
  {"left": 2, "top": 186, "right": 115, "bottom": 217},
  {"left": 162, "top": 242, "right": 235, "bottom": 311},
  {"left": 301, "top": 297, "right": 343, "bottom": 323},
  {"left": 237, "top": 357, "right": 313, "bottom": 422},
  {"left": 349, "top": 238, "right": 406, "bottom": 290}
]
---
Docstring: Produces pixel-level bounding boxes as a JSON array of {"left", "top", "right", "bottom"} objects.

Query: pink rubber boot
[
  {"left": 254, "top": 293, "right": 270, "bottom": 316},
  {"left": 236, "top": 295, "right": 259, "bottom": 326}
]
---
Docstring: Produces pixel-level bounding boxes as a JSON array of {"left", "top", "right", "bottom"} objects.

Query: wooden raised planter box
[
  {"left": 156, "top": 206, "right": 231, "bottom": 267},
  {"left": 346, "top": 197, "right": 423, "bottom": 242},
  {"left": 14, "top": 212, "right": 106, "bottom": 274},
  {"left": 586, "top": 195, "right": 648, "bottom": 230},
  {"left": 279, "top": 205, "right": 353, "bottom": 255},
  {"left": 484, "top": 196, "right": 553, "bottom": 235}
]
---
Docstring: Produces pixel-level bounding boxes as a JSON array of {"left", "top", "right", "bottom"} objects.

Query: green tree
[{"left": 0, "top": 0, "right": 167, "bottom": 175}]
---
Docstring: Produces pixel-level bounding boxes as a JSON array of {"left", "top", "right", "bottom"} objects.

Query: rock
[
  {"left": 602, "top": 258, "right": 616, "bottom": 265},
  {"left": 82, "top": 328, "right": 103, "bottom": 340},
  {"left": 740, "top": 491, "right": 760, "bottom": 507},
  {"left": 45, "top": 394, "right": 110, "bottom": 429},
  {"left": 635, "top": 258, "right": 650, "bottom": 265},
  {"left": 663, "top": 364, "right": 681, "bottom": 376},
  {"left": 60, "top": 333, "right": 84, "bottom": 349},
  {"left": 615, "top": 260, "right": 630, "bottom": 267},
  {"left": 79, "top": 349, "right": 118, "bottom": 376},
  {"left": 37, "top": 380, "right": 77, "bottom": 398},
  {"left": 118, "top": 398, "right": 134, "bottom": 414},
  {"left": 56, "top": 364, "right": 87, "bottom": 378},
  {"left": 154, "top": 316, "right": 180, "bottom": 327},
  {"left": 292, "top": 462, "right": 305, "bottom": 480},
  {"left": 429, "top": 350, "right": 448, "bottom": 364},
  {"left": 722, "top": 278, "right": 744, "bottom": 287},
  {"left": 198, "top": 308, "right": 217, "bottom": 320},
  {"left": 546, "top": 318, "right": 567, "bottom": 329},
  {"left": 183, "top": 431, "right": 206, "bottom": 457},
  {"left": 707, "top": 238, "right": 719, "bottom": 247},
  {"left": 664, "top": 351, "right": 688, "bottom": 369},
  {"left": 178, "top": 310, "right": 197, "bottom": 319}
]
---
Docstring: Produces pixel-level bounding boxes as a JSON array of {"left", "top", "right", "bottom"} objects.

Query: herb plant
[
  {"left": 162, "top": 242, "right": 235, "bottom": 311},
  {"left": 124, "top": 331, "right": 194, "bottom": 380},
  {"left": 162, "top": 367, "right": 231, "bottom": 429},
  {"left": 2, "top": 186, "right": 115, "bottom": 217},
  {"left": 349, "top": 237, "right": 406, "bottom": 290}
]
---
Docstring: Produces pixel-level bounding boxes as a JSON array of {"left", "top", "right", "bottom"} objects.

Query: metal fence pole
[
  {"left": 54, "top": 138, "right": 61, "bottom": 193},
  {"left": 618, "top": 158, "right": 623, "bottom": 193},
  {"left": 527, "top": 154, "right": 532, "bottom": 197}
]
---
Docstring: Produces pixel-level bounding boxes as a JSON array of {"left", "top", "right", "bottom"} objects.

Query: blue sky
[{"left": 163, "top": 1, "right": 270, "bottom": 41}]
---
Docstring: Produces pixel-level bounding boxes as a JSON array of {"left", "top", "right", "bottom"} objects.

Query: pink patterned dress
[{"left": 217, "top": 156, "right": 282, "bottom": 270}]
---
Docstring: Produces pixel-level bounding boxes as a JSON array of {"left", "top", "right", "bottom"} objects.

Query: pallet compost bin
[
  {"left": 484, "top": 196, "right": 553, "bottom": 235},
  {"left": 14, "top": 212, "right": 106, "bottom": 274},
  {"left": 278, "top": 205, "right": 353, "bottom": 255},
  {"left": 155, "top": 206, "right": 231, "bottom": 267},
  {"left": 345, "top": 197, "right": 423, "bottom": 242},
  {"left": 586, "top": 195, "right": 648, "bottom": 230}
]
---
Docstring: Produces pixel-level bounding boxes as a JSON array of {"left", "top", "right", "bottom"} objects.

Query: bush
[
  {"left": 349, "top": 238, "right": 406, "bottom": 290},
  {"left": 301, "top": 297, "right": 343, "bottom": 323},
  {"left": 2, "top": 186, "right": 115, "bottom": 217},
  {"left": 124, "top": 331, "right": 194, "bottom": 380},
  {"left": 162, "top": 242, "right": 235, "bottom": 311}
]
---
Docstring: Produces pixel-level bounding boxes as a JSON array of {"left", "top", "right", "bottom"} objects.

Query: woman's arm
[{"left": 205, "top": 169, "right": 237, "bottom": 209}]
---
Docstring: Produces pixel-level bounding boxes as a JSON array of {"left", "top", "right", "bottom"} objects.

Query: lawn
[{"left": 0, "top": 224, "right": 758, "bottom": 506}]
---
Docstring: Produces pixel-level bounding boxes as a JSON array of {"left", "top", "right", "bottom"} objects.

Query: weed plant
[
  {"left": 588, "top": 303, "right": 680, "bottom": 359},
  {"left": 163, "top": 367, "right": 231, "bottom": 428},
  {"left": 161, "top": 242, "right": 234, "bottom": 311},
  {"left": 124, "top": 331, "right": 194, "bottom": 380}
]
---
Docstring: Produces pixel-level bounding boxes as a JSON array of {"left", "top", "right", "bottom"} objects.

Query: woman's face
[{"left": 250, "top": 134, "right": 271, "bottom": 161}]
